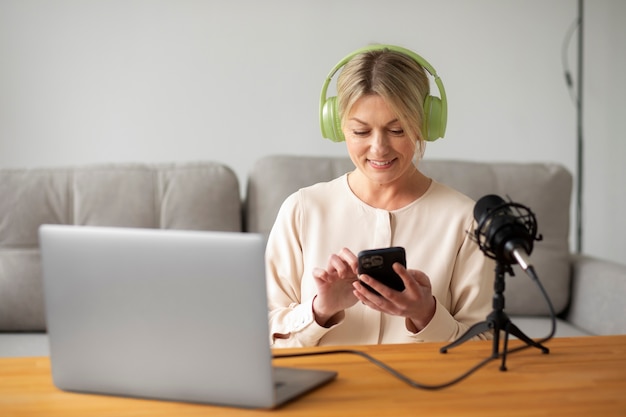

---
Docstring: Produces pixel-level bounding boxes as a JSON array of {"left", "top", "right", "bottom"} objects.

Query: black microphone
[{"left": 473, "top": 194, "right": 542, "bottom": 271}]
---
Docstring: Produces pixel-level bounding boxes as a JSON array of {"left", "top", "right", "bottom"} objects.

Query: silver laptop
[{"left": 39, "top": 224, "right": 336, "bottom": 409}]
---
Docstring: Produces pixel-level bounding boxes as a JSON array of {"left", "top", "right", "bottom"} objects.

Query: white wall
[
  {"left": 0, "top": 0, "right": 623, "bottom": 264},
  {"left": 583, "top": 1, "right": 626, "bottom": 264}
]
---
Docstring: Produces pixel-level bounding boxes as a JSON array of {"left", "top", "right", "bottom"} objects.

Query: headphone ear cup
[
  {"left": 321, "top": 96, "right": 345, "bottom": 142},
  {"left": 423, "top": 95, "right": 443, "bottom": 141}
]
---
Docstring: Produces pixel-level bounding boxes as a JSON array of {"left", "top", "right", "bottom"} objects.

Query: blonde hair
[{"left": 336, "top": 48, "right": 430, "bottom": 158}]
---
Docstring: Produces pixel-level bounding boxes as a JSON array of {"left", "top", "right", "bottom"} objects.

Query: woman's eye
[
  {"left": 390, "top": 129, "right": 404, "bottom": 136},
  {"left": 352, "top": 130, "right": 369, "bottom": 137}
]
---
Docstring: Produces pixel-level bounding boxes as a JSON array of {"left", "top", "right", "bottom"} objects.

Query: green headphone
[{"left": 319, "top": 44, "right": 448, "bottom": 142}]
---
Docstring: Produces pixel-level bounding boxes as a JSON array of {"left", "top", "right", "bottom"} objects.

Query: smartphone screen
[{"left": 357, "top": 247, "right": 406, "bottom": 295}]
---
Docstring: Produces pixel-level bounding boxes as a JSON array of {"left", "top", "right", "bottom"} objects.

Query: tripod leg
[
  {"left": 506, "top": 322, "right": 550, "bottom": 354},
  {"left": 440, "top": 321, "right": 492, "bottom": 353},
  {"left": 501, "top": 329, "right": 510, "bottom": 371}
]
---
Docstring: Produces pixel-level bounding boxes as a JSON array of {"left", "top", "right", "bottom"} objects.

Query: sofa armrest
[{"left": 566, "top": 254, "right": 626, "bottom": 335}]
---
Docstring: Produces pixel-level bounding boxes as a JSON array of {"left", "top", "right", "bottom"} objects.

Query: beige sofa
[{"left": 2, "top": 155, "right": 625, "bottom": 356}]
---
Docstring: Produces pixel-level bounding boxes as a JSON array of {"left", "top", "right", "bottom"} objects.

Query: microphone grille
[{"left": 473, "top": 194, "right": 507, "bottom": 224}]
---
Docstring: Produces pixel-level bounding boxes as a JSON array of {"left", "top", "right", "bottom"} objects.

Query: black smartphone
[{"left": 357, "top": 247, "right": 406, "bottom": 295}]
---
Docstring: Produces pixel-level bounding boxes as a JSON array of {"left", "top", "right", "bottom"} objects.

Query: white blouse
[{"left": 266, "top": 174, "right": 494, "bottom": 347}]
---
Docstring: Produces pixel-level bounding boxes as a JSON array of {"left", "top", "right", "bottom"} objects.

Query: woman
[{"left": 266, "top": 45, "right": 494, "bottom": 347}]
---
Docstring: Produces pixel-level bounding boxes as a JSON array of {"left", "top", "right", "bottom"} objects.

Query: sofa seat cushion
[{"left": 509, "top": 316, "right": 591, "bottom": 338}]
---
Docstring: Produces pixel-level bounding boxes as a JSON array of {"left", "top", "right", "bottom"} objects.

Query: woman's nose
[{"left": 370, "top": 130, "right": 390, "bottom": 153}]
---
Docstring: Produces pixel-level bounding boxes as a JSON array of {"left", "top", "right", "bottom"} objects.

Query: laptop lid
[{"left": 39, "top": 225, "right": 336, "bottom": 409}]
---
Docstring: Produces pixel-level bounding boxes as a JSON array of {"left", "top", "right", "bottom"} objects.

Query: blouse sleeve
[
  {"left": 409, "top": 215, "right": 494, "bottom": 342},
  {"left": 265, "top": 192, "right": 341, "bottom": 347}
]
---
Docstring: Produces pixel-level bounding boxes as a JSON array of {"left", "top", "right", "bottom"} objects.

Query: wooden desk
[{"left": 1, "top": 336, "right": 625, "bottom": 416}]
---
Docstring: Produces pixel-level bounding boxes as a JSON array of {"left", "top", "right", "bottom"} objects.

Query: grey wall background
[{"left": 1, "top": 0, "right": 624, "bottom": 264}]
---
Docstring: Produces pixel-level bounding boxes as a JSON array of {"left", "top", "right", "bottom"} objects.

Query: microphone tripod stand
[{"left": 439, "top": 262, "right": 549, "bottom": 371}]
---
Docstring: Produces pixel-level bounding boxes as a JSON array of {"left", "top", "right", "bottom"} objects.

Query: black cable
[
  {"left": 562, "top": 3, "right": 585, "bottom": 254},
  {"left": 273, "top": 348, "right": 496, "bottom": 391},
  {"left": 562, "top": 17, "right": 580, "bottom": 104},
  {"left": 505, "top": 265, "right": 556, "bottom": 356}
]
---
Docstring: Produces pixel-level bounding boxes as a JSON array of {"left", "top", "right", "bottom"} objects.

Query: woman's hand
[
  {"left": 312, "top": 248, "right": 359, "bottom": 327},
  {"left": 353, "top": 262, "right": 436, "bottom": 332}
]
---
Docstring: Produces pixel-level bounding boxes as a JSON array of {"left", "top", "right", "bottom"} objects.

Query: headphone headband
[{"left": 319, "top": 44, "right": 447, "bottom": 142}]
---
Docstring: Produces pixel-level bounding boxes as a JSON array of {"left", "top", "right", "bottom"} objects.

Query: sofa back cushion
[
  {"left": 0, "top": 162, "right": 242, "bottom": 331},
  {"left": 245, "top": 155, "right": 572, "bottom": 317}
]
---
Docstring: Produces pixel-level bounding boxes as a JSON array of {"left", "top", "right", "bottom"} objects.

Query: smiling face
[{"left": 343, "top": 94, "right": 418, "bottom": 189}]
